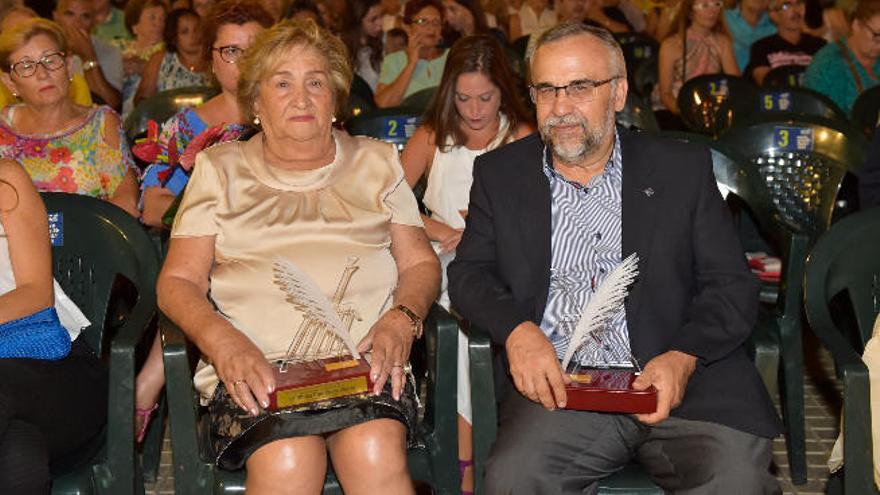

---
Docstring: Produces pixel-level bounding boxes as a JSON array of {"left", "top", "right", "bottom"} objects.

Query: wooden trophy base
[
  {"left": 268, "top": 356, "right": 373, "bottom": 411},
  {"left": 564, "top": 369, "right": 657, "bottom": 414}
]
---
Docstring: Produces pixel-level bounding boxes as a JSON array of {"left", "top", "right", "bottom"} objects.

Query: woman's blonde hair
[
  {"left": 0, "top": 18, "right": 68, "bottom": 68},
  {"left": 237, "top": 18, "right": 352, "bottom": 122}
]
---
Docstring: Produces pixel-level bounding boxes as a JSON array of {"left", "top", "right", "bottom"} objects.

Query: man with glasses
[
  {"left": 449, "top": 22, "right": 781, "bottom": 493},
  {"left": 744, "top": 0, "right": 825, "bottom": 85},
  {"left": 805, "top": 0, "right": 880, "bottom": 115},
  {"left": 724, "top": 0, "right": 778, "bottom": 71},
  {"left": 53, "top": 0, "right": 123, "bottom": 109}
]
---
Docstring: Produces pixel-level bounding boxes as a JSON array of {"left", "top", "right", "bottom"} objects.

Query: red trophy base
[
  {"left": 564, "top": 369, "right": 658, "bottom": 414},
  {"left": 268, "top": 356, "right": 373, "bottom": 411}
]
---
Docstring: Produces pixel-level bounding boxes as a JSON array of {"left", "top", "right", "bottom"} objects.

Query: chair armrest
[
  {"left": 465, "top": 322, "right": 497, "bottom": 495},
  {"left": 839, "top": 361, "right": 878, "bottom": 495},
  {"left": 160, "top": 313, "right": 215, "bottom": 493},
  {"left": 98, "top": 299, "right": 156, "bottom": 494}
]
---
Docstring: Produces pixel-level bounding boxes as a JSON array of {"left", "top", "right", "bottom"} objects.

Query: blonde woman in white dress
[{"left": 401, "top": 34, "right": 533, "bottom": 495}]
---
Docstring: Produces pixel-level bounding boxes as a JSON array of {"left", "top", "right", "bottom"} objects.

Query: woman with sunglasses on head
[
  {"left": 0, "top": 19, "right": 139, "bottom": 218},
  {"left": 375, "top": 0, "right": 449, "bottom": 107},
  {"left": 656, "top": 0, "right": 739, "bottom": 117}
]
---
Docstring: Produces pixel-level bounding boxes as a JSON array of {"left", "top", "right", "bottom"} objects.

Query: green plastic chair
[
  {"left": 466, "top": 324, "right": 663, "bottom": 495},
  {"left": 761, "top": 64, "right": 806, "bottom": 89},
  {"left": 346, "top": 74, "right": 376, "bottom": 119},
  {"left": 124, "top": 86, "right": 220, "bottom": 141},
  {"left": 720, "top": 119, "right": 866, "bottom": 484},
  {"left": 852, "top": 86, "right": 880, "bottom": 139},
  {"left": 617, "top": 92, "right": 659, "bottom": 132},
  {"left": 40, "top": 193, "right": 160, "bottom": 495},
  {"left": 750, "top": 88, "right": 848, "bottom": 124},
  {"left": 345, "top": 107, "right": 423, "bottom": 151},
  {"left": 161, "top": 304, "right": 460, "bottom": 494},
  {"left": 676, "top": 74, "right": 759, "bottom": 137},
  {"left": 615, "top": 33, "right": 659, "bottom": 99},
  {"left": 803, "top": 206, "right": 880, "bottom": 495}
]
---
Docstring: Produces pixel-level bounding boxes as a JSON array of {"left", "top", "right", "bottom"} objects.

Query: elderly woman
[
  {"left": 0, "top": 19, "right": 139, "bottom": 218},
  {"left": 157, "top": 19, "right": 440, "bottom": 494},
  {"left": 374, "top": 0, "right": 448, "bottom": 107},
  {"left": 0, "top": 159, "right": 101, "bottom": 492}
]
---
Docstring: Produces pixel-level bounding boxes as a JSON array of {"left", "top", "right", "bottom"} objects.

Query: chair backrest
[
  {"left": 347, "top": 75, "right": 376, "bottom": 118},
  {"left": 852, "top": 85, "right": 880, "bottom": 138},
  {"left": 616, "top": 33, "right": 659, "bottom": 74},
  {"left": 719, "top": 120, "right": 863, "bottom": 243},
  {"left": 631, "top": 55, "right": 659, "bottom": 98},
  {"left": 752, "top": 87, "right": 848, "bottom": 123},
  {"left": 654, "top": 131, "right": 749, "bottom": 200},
  {"left": 124, "top": 86, "right": 219, "bottom": 140},
  {"left": 804, "top": 206, "right": 880, "bottom": 351},
  {"left": 41, "top": 193, "right": 160, "bottom": 356},
  {"left": 345, "top": 107, "right": 423, "bottom": 150},
  {"left": 762, "top": 64, "right": 807, "bottom": 89},
  {"left": 617, "top": 92, "right": 659, "bottom": 131},
  {"left": 400, "top": 87, "right": 437, "bottom": 113},
  {"left": 677, "top": 74, "right": 758, "bottom": 137}
]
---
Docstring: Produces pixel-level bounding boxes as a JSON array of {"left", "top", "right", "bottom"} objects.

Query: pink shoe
[
  {"left": 459, "top": 459, "right": 474, "bottom": 495},
  {"left": 135, "top": 403, "right": 159, "bottom": 443}
]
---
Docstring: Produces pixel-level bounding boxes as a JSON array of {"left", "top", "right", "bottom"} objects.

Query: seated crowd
[{"left": 0, "top": 0, "right": 878, "bottom": 493}]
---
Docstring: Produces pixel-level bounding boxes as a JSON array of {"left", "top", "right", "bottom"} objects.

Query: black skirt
[{"left": 209, "top": 373, "right": 420, "bottom": 470}]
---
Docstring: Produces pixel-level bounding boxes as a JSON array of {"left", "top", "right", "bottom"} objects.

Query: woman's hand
[
  {"left": 439, "top": 228, "right": 463, "bottom": 254},
  {"left": 123, "top": 55, "right": 146, "bottom": 77},
  {"left": 356, "top": 309, "right": 415, "bottom": 400},
  {"left": 406, "top": 30, "right": 427, "bottom": 62},
  {"left": 211, "top": 329, "right": 276, "bottom": 416}
]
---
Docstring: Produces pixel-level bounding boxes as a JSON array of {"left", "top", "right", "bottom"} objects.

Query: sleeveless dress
[
  {"left": 0, "top": 223, "right": 89, "bottom": 340},
  {"left": 171, "top": 130, "right": 424, "bottom": 469},
  {"left": 0, "top": 105, "right": 134, "bottom": 200},
  {"left": 422, "top": 114, "right": 512, "bottom": 424},
  {"left": 653, "top": 33, "right": 725, "bottom": 110},
  {"left": 156, "top": 51, "right": 210, "bottom": 93}
]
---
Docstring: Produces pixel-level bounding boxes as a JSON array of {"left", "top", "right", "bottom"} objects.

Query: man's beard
[{"left": 538, "top": 106, "right": 615, "bottom": 166}]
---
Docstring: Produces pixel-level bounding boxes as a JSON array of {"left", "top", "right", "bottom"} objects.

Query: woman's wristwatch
[{"left": 392, "top": 304, "right": 424, "bottom": 339}]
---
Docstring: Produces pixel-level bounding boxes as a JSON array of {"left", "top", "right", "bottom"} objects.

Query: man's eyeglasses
[
  {"left": 692, "top": 1, "right": 723, "bottom": 10},
  {"left": 771, "top": 0, "right": 803, "bottom": 12},
  {"left": 9, "top": 52, "right": 66, "bottom": 78},
  {"left": 213, "top": 45, "right": 245, "bottom": 64},
  {"left": 411, "top": 17, "right": 442, "bottom": 27},
  {"left": 529, "top": 77, "right": 621, "bottom": 104}
]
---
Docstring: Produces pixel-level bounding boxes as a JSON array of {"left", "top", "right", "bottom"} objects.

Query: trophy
[
  {"left": 267, "top": 256, "right": 373, "bottom": 411},
  {"left": 559, "top": 254, "right": 657, "bottom": 414}
]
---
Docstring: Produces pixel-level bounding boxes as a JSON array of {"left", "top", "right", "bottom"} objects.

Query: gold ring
[{"left": 232, "top": 380, "right": 245, "bottom": 387}]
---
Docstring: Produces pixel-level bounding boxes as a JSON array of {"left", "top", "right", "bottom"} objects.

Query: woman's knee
[
  {"left": 245, "top": 436, "right": 327, "bottom": 495},
  {"left": 329, "top": 419, "right": 409, "bottom": 479}
]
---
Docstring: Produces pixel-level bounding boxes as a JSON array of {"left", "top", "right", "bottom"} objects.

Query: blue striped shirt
[{"left": 539, "top": 135, "right": 633, "bottom": 369}]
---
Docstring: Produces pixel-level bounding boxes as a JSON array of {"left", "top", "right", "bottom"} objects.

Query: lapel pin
[{"left": 643, "top": 188, "right": 654, "bottom": 197}]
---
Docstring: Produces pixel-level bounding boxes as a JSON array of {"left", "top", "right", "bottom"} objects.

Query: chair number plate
[
  {"left": 773, "top": 126, "right": 813, "bottom": 152},
  {"left": 48, "top": 212, "right": 63, "bottom": 247}
]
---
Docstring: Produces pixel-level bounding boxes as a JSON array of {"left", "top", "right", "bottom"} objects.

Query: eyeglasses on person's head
[
  {"left": 529, "top": 76, "right": 622, "bottom": 104},
  {"left": 9, "top": 51, "right": 66, "bottom": 78}
]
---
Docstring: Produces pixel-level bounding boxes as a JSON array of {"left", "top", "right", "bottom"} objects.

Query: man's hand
[
  {"left": 505, "top": 321, "right": 571, "bottom": 410},
  {"left": 61, "top": 25, "right": 97, "bottom": 61},
  {"left": 632, "top": 350, "right": 697, "bottom": 424}
]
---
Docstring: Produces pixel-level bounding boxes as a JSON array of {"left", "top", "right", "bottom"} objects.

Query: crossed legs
[{"left": 244, "top": 419, "right": 413, "bottom": 495}]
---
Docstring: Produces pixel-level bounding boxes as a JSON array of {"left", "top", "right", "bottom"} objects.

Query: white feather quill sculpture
[
  {"left": 560, "top": 253, "right": 639, "bottom": 371},
  {"left": 272, "top": 256, "right": 361, "bottom": 360}
]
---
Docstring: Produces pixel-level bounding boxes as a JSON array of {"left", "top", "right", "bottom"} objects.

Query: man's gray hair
[{"left": 526, "top": 22, "right": 627, "bottom": 82}]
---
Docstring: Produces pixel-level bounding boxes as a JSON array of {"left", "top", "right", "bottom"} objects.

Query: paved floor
[{"left": 145, "top": 332, "right": 844, "bottom": 494}]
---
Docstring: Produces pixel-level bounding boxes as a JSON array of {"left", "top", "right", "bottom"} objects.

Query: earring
[
  {"left": 253, "top": 115, "right": 261, "bottom": 125},
  {"left": 332, "top": 116, "right": 337, "bottom": 123}
]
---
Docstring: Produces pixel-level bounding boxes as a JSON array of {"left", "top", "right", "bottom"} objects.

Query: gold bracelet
[{"left": 392, "top": 304, "right": 424, "bottom": 339}]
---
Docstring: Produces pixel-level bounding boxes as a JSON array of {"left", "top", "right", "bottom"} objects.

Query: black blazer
[{"left": 448, "top": 128, "right": 782, "bottom": 439}]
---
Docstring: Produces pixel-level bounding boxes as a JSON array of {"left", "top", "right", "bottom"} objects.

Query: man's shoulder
[
  {"left": 475, "top": 132, "right": 543, "bottom": 174},
  {"left": 620, "top": 129, "right": 712, "bottom": 176},
  {"left": 800, "top": 34, "right": 827, "bottom": 51}
]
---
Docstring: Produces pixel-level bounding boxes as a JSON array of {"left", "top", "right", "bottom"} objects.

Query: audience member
[
  {"left": 261, "top": 0, "right": 287, "bottom": 21},
  {"left": 0, "top": 6, "right": 93, "bottom": 108},
  {"left": 157, "top": 19, "right": 440, "bottom": 493},
  {"left": 375, "top": 0, "right": 448, "bottom": 107},
  {"left": 724, "top": 0, "right": 777, "bottom": 70},
  {"left": 385, "top": 26, "right": 408, "bottom": 53},
  {"left": 0, "top": 19, "right": 139, "bottom": 217},
  {"left": 448, "top": 22, "right": 781, "bottom": 493},
  {"left": 380, "top": 0, "right": 404, "bottom": 32},
  {"left": 400, "top": 34, "right": 533, "bottom": 494},
  {"left": 193, "top": 0, "right": 217, "bottom": 18},
  {"left": 53, "top": 0, "right": 124, "bottom": 109},
  {"left": 0, "top": 158, "right": 103, "bottom": 494},
  {"left": 804, "top": 0, "right": 880, "bottom": 115},
  {"left": 656, "top": 0, "right": 739, "bottom": 114},
  {"left": 92, "top": 0, "right": 131, "bottom": 45},
  {"left": 587, "top": 0, "right": 635, "bottom": 32},
  {"left": 135, "top": 8, "right": 210, "bottom": 104},
  {"left": 527, "top": 0, "right": 591, "bottom": 54},
  {"left": 510, "top": 0, "right": 557, "bottom": 39},
  {"left": 744, "top": 0, "right": 825, "bottom": 84},
  {"left": 650, "top": 0, "right": 685, "bottom": 39},
  {"left": 285, "top": 0, "right": 324, "bottom": 25},
  {"left": 120, "top": 0, "right": 167, "bottom": 117},
  {"left": 341, "top": 0, "right": 384, "bottom": 91},
  {"left": 442, "top": 0, "right": 495, "bottom": 46}
]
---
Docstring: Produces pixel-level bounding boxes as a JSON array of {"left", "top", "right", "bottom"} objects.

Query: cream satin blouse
[{"left": 171, "top": 130, "right": 423, "bottom": 400}]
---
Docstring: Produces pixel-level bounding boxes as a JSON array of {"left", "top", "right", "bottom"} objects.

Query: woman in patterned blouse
[{"left": 0, "top": 18, "right": 139, "bottom": 217}]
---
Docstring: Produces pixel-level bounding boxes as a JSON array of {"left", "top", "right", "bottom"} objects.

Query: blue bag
[{"left": 0, "top": 307, "right": 71, "bottom": 360}]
